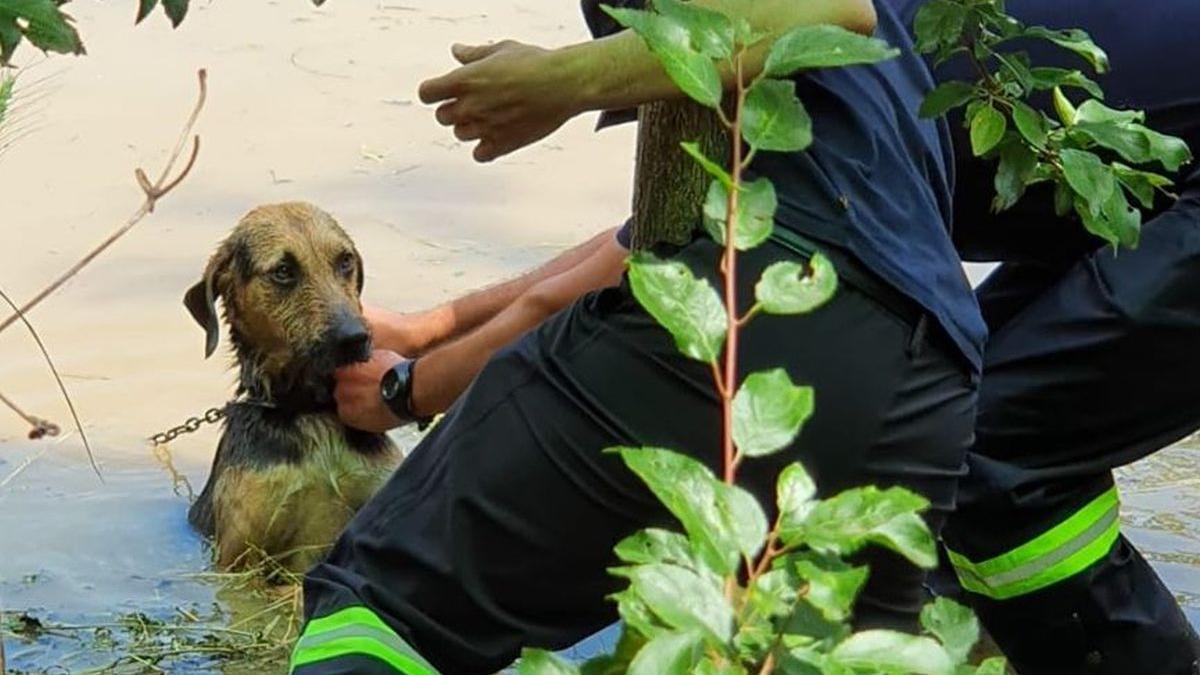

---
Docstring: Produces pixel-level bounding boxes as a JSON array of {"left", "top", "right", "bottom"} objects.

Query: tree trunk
[{"left": 629, "top": 100, "right": 729, "bottom": 250}]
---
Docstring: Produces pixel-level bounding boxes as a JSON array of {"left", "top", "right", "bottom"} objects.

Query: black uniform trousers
[
  {"left": 291, "top": 233, "right": 978, "bottom": 674},
  {"left": 941, "top": 181, "right": 1200, "bottom": 674}
]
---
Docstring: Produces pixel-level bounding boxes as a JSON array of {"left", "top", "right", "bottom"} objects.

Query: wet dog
[{"left": 184, "top": 202, "right": 400, "bottom": 573}]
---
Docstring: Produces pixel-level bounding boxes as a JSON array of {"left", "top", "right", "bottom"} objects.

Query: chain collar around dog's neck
[{"left": 147, "top": 396, "right": 278, "bottom": 446}]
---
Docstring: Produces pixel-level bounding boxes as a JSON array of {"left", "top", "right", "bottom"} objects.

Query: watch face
[{"left": 381, "top": 367, "right": 401, "bottom": 401}]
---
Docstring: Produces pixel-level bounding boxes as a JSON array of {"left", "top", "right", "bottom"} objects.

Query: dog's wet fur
[{"left": 185, "top": 202, "right": 400, "bottom": 573}]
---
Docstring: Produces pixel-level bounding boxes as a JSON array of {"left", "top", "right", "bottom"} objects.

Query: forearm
[
  {"left": 410, "top": 234, "right": 627, "bottom": 416},
  {"left": 382, "top": 227, "right": 619, "bottom": 355},
  {"left": 561, "top": 0, "right": 877, "bottom": 114}
]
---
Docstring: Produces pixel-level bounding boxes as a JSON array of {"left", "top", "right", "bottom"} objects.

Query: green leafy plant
[
  {"left": 0, "top": 67, "right": 13, "bottom": 127},
  {"left": 0, "top": 0, "right": 84, "bottom": 63},
  {"left": 0, "top": 0, "right": 330, "bottom": 65},
  {"left": 517, "top": 3, "right": 1004, "bottom": 673},
  {"left": 913, "top": 0, "right": 1192, "bottom": 248}
]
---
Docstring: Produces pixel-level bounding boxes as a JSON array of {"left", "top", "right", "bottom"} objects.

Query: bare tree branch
[
  {"left": 0, "top": 69, "right": 209, "bottom": 470},
  {"left": 0, "top": 285, "right": 100, "bottom": 480},
  {"left": 0, "top": 68, "right": 208, "bottom": 334}
]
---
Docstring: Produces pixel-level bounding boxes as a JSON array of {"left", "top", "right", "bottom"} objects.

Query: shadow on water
[{"left": 0, "top": 446, "right": 301, "bottom": 673}]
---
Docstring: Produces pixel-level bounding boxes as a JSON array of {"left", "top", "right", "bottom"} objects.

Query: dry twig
[
  {"left": 0, "top": 286, "right": 101, "bottom": 479},
  {"left": 0, "top": 68, "right": 209, "bottom": 450},
  {"left": 0, "top": 68, "right": 208, "bottom": 335}
]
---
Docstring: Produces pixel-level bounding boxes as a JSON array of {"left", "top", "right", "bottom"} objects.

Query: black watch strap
[{"left": 381, "top": 359, "right": 432, "bottom": 429}]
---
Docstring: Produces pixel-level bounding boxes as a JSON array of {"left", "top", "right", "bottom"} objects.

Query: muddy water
[
  {"left": 1, "top": 0, "right": 633, "bottom": 671},
  {"left": 1, "top": 1, "right": 1198, "bottom": 673}
]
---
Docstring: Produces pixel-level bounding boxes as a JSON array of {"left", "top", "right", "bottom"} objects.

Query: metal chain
[{"left": 148, "top": 405, "right": 227, "bottom": 446}]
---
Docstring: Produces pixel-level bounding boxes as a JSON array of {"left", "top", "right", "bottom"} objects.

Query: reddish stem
[{"left": 722, "top": 55, "right": 747, "bottom": 486}]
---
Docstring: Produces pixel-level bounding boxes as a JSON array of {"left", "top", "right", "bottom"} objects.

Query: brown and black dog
[{"left": 184, "top": 202, "right": 400, "bottom": 573}]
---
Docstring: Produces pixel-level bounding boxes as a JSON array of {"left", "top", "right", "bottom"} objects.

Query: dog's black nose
[{"left": 332, "top": 316, "right": 371, "bottom": 364}]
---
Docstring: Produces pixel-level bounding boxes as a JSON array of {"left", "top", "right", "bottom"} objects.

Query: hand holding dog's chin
[{"left": 334, "top": 350, "right": 405, "bottom": 433}]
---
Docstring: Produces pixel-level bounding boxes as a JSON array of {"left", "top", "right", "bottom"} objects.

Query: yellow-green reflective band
[
  {"left": 290, "top": 606, "right": 440, "bottom": 675},
  {"left": 946, "top": 487, "right": 1121, "bottom": 601}
]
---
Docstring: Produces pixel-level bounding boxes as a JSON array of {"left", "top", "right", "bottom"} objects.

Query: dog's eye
[
  {"left": 269, "top": 263, "right": 297, "bottom": 286},
  {"left": 336, "top": 253, "right": 356, "bottom": 279}
]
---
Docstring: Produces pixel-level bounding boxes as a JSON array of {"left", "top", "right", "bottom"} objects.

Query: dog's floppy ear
[
  {"left": 355, "top": 251, "right": 365, "bottom": 295},
  {"left": 184, "top": 244, "right": 234, "bottom": 359}
]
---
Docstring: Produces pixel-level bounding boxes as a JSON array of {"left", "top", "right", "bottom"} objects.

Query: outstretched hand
[
  {"left": 418, "top": 40, "right": 586, "bottom": 162},
  {"left": 334, "top": 349, "right": 405, "bottom": 433}
]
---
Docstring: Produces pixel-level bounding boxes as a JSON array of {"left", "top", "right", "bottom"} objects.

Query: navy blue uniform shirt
[{"left": 587, "top": 0, "right": 986, "bottom": 371}]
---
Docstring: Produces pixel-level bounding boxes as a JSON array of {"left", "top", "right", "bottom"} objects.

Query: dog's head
[{"left": 184, "top": 202, "right": 370, "bottom": 405}]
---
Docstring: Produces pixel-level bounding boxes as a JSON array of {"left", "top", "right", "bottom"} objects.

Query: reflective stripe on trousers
[
  {"left": 290, "top": 606, "right": 441, "bottom": 674},
  {"left": 946, "top": 486, "right": 1122, "bottom": 600}
]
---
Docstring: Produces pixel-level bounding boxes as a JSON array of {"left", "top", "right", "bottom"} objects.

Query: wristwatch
[{"left": 380, "top": 359, "right": 432, "bottom": 428}]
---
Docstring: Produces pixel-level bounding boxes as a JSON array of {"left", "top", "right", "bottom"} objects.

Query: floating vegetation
[{"left": 2, "top": 549, "right": 304, "bottom": 674}]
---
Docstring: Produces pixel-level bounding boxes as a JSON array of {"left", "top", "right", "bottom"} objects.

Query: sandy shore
[{"left": 0, "top": 0, "right": 636, "bottom": 467}]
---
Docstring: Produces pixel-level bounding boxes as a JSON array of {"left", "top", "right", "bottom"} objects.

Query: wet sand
[{"left": 0, "top": 1, "right": 1197, "bottom": 672}]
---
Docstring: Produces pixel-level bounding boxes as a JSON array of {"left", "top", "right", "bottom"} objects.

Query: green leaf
[
  {"left": 162, "top": 0, "right": 188, "bottom": 27},
  {"left": 1074, "top": 184, "right": 1141, "bottom": 249},
  {"left": 1075, "top": 99, "right": 1143, "bottom": 126},
  {"left": 732, "top": 369, "right": 814, "bottom": 458},
  {"left": 0, "top": 19, "right": 21, "bottom": 64},
  {"left": 1010, "top": 101, "right": 1048, "bottom": 148},
  {"left": 1052, "top": 86, "right": 1078, "bottom": 126},
  {"left": 1028, "top": 67, "right": 1103, "bottom": 98},
  {"left": 993, "top": 140, "right": 1039, "bottom": 211},
  {"left": 1072, "top": 102, "right": 1193, "bottom": 171},
  {"left": 615, "top": 447, "right": 768, "bottom": 574},
  {"left": 969, "top": 104, "right": 1006, "bottom": 156},
  {"left": 748, "top": 568, "right": 799, "bottom": 619},
  {"left": 0, "top": 0, "right": 83, "bottom": 57},
  {"left": 732, "top": 17, "right": 769, "bottom": 49},
  {"left": 653, "top": 0, "right": 734, "bottom": 60},
  {"left": 742, "top": 78, "right": 813, "bottom": 152},
  {"left": 830, "top": 631, "right": 955, "bottom": 675},
  {"left": 1101, "top": 186, "right": 1142, "bottom": 247},
  {"left": 581, "top": 628, "right": 646, "bottom": 675},
  {"left": 919, "top": 81, "right": 975, "bottom": 119},
  {"left": 1144, "top": 129, "right": 1194, "bottom": 172},
  {"left": 615, "top": 529, "right": 710, "bottom": 576},
  {"left": 920, "top": 597, "right": 979, "bottom": 665},
  {"left": 782, "top": 485, "right": 937, "bottom": 568},
  {"left": 1024, "top": 26, "right": 1110, "bottom": 74},
  {"left": 791, "top": 553, "right": 869, "bottom": 623},
  {"left": 777, "top": 462, "right": 817, "bottom": 535},
  {"left": 974, "top": 656, "right": 1010, "bottom": 675},
  {"left": 613, "top": 587, "right": 664, "bottom": 638},
  {"left": 602, "top": 6, "right": 723, "bottom": 108},
  {"left": 702, "top": 178, "right": 778, "bottom": 250},
  {"left": 628, "top": 252, "right": 726, "bottom": 363},
  {"left": 755, "top": 253, "right": 838, "bottom": 316},
  {"left": 0, "top": 71, "right": 13, "bottom": 127},
  {"left": 618, "top": 563, "right": 734, "bottom": 643},
  {"left": 765, "top": 24, "right": 899, "bottom": 77},
  {"left": 994, "top": 51, "right": 1034, "bottom": 96},
  {"left": 518, "top": 649, "right": 582, "bottom": 675},
  {"left": 912, "top": 0, "right": 967, "bottom": 56},
  {"left": 1060, "top": 148, "right": 1117, "bottom": 216},
  {"left": 1112, "top": 163, "right": 1172, "bottom": 210},
  {"left": 136, "top": 0, "right": 160, "bottom": 23},
  {"left": 628, "top": 629, "right": 704, "bottom": 675},
  {"left": 681, "top": 141, "right": 734, "bottom": 188}
]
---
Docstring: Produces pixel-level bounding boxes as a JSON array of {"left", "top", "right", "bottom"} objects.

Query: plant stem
[{"left": 721, "top": 52, "right": 747, "bottom": 487}]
